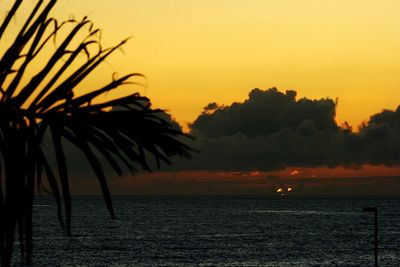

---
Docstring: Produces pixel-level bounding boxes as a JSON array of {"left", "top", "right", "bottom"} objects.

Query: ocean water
[{"left": 13, "top": 196, "right": 400, "bottom": 266}]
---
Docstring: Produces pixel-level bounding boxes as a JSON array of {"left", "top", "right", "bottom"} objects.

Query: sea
[{"left": 12, "top": 196, "right": 400, "bottom": 266}]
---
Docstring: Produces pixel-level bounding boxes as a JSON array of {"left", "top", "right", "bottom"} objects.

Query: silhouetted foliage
[{"left": 0, "top": 1, "right": 192, "bottom": 266}]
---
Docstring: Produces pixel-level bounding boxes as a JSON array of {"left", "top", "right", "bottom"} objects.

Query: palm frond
[
  {"left": 0, "top": 1, "right": 193, "bottom": 266},
  {"left": 50, "top": 124, "right": 72, "bottom": 236},
  {"left": 0, "top": 1, "right": 23, "bottom": 39}
]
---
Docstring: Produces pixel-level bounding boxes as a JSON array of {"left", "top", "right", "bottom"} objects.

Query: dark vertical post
[{"left": 363, "top": 207, "right": 378, "bottom": 267}]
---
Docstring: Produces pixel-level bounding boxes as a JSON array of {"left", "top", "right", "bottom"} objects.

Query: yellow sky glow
[{"left": 15, "top": 1, "right": 400, "bottom": 130}]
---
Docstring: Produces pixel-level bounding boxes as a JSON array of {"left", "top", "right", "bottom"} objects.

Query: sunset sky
[
  {"left": 4, "top": 1, "right": 400, "bottom": 195},
  {"left": 49, "top": 0, "right": 400, "bottom": 130},
  {"left": 4, "top": 3, "right": 400, "bottom": 266},
  {"left": 53, "top": 0, "right": 400, "bottom": 195}
]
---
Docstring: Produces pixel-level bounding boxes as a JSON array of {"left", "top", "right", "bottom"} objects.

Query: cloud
[
  {"left": 357, "top": 107, "right": 400, "bottom": 165},
  {"left": 57, "top": 88, "right": 400, "bottom": 179},
  {"left": 190, "top": 88, "right": 337, "bottom": 138},
  {"left": 168, "top": 88, "right": 400, "bottom": 171}
]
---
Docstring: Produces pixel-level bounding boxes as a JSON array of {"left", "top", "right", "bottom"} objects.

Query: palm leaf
[
  {"left": 0, "top": 1, "right": 23, "bottom": 39},
  {"left": 50, "top": 124, "right": 72, "bottom": 236},
  {"left": 0, "top": 1, "right": 194, "bottom": 266},
  {"left": 64, "top": 131, "right": 115, "bottom": 218}
]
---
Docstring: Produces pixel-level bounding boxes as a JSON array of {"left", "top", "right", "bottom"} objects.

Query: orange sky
[
  {"left": 67, "top": 165, "right": 400, "bottom": 195},
  {"left": 44, "top": 0, "right": 400, "bottom": 130},
  {"left": 4, "top": 1, "right": 400, "bottom": 195},
  {"left": 4, "top": 1, "right": 400, "bottom": 129}
]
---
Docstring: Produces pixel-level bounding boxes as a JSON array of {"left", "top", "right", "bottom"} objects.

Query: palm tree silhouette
[{"left": 0, "top": 1, "right": 193, "bottom": 266}]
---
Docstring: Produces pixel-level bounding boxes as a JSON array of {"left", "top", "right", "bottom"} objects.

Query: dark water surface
[{"left": 15, "top": 197, "right": 400, "bottom": 266}]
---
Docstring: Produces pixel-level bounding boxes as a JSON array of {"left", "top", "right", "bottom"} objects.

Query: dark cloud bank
[
  {"left": 168, "top": 87, "right": 400, "bottom": 171},
  {"left": 62, "top": 87, "right": 400, "bottom": 176},
  {"left": 58, "top": 88, "right": 400, "bottom": 195}
]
